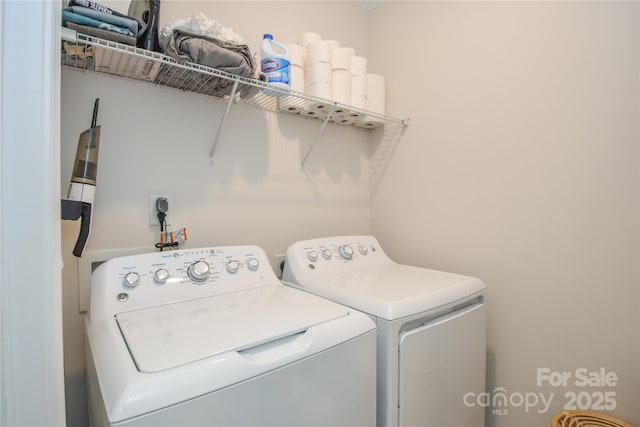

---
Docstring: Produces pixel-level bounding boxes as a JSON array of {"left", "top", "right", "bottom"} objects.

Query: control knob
[
  {"left": 188, "top": 260, "right": 210, "bottom": 282},
  {"left": 359, "top": 245, "right": 369, "bottom": 255},
  {"left": 338, "top": 245, "right": 354, "bottom": 260},
  {"left": 322, "top": 248, "right": 333, "bottom": 260},
  {"left": 154, "top": 268, "right": 170, "bottom": 284},
  {"left": 246, "top": 257, "right": 260, "bottom": 271},
  {"left": 306, "top": 250, "right": 318, "bottom": 262},
  {"left": 226, "top": 260, "right": 240, "bottom": 273},
  {"left": 123, "top": 272, "right": 140, "bottom": 288}
]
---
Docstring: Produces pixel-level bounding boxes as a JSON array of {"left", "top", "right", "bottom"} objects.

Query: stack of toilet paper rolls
[
  {"left": 356, "top": 73, "right": 386, "bottom": 128},
  {"left": 345, "top": 55, "right": 365, "bottom": 124},
  {"left": 275, "top": 32, "right": 386, "bottom": 127},
  {"left": 304, "top": 39, "right": 333, "bottom": 117},
  {"left": 331, "top": 46, "right": 354, "bottom": 124}
]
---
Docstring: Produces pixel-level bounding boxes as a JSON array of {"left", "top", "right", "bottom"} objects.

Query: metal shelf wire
[{"left": 61, "top": 27, "right": 410, "bottom": 165}]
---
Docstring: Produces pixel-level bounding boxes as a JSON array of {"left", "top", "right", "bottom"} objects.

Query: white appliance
[
  {"left": 85, "top": 245, "right": 377, "bottom": 426},
  {"left": 282, "top": 235, "right": 487, "bottom": 427}
]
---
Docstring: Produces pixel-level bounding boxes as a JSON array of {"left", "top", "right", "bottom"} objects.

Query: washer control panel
[{"left": 90, "top": 246, "right": 276, "bottom": 315}]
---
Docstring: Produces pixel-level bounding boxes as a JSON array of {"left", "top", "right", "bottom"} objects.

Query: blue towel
[
  {"left": 66, "top": 5, "right": 140, "bottom": 35},
  {"left": 62, "top": 10, "right": 135, "bottom": 37},
  {"left": 68, "top": 0, "right": 132, "bottom": 21}
]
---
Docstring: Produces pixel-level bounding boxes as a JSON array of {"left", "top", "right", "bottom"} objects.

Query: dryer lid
[
  {"left": 303, "top": 264, "right": 485, "bottom": 320},
  {"left": 116, "top": 285, "right": 349, "bottom": 373}
]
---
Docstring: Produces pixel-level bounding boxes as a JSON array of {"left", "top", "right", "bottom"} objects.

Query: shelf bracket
[
  {"left": 209, "top": 80, "right": 240, "bottom": 165},
  {"left": 301, "top": 105, "right": 336, "bottom": 169}
]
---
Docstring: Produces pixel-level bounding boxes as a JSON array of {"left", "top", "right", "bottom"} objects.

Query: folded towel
[
  {"left": 62, "top": 10, "right": 135, "bottom": 37},
  {"left": 65, "top": 5, "right": 140, "bottom": 35},
  {"left": 65, "top": 21, "right": 137, "bottom": 46},
  {"left": 161, "top": 29, "right": 254, "bottom": 78},
  {"left": 68, "top": 0, "right": 135, "bottom": 22}
]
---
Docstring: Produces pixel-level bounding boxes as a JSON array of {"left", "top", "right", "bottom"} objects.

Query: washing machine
[
  {"left": 85, "top": 245, "right": 377, "bottom": 426},
  {"left": 282, "top": 235, "right": 487, "bottom": 427}
]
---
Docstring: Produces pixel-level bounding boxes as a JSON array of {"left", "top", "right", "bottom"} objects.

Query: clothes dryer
[
  {"left": 86, "top": 245, "right": 376, "bottom": 426},
  {"left": 282, "top": 235, "right": 486, "bottom": 427}
]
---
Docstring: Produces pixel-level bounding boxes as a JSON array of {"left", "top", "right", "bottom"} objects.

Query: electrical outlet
[
  {"left": 149, "top": 194, "right": 171, "bottom": 227},
  {"left": 272, "top": 254, "right": 286, "bottom": 278}
]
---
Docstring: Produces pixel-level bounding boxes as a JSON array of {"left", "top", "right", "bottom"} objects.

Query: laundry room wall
[
  {"left": 368, "top": 2, "right": 639, "bottom": 426},
  {"left": 60, "top": 2, "right": 373, "bottom": 425}
]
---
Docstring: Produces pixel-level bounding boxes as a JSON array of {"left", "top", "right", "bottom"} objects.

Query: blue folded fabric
[
  {"left": 66, "top": 5, "right": 140, "bottom": 35},
  {"left": 62, "top": 10, "right": 135, "bottom": 37},
  {"left": 68, "top": 0, "right": 131, "bottom": 20}
]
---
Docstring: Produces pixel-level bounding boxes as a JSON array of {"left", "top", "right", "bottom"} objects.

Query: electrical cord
[
  {"left": 155, "top": 241, "right": 178, "bottom": 251},
  {"left": 158, "top": 210, "right": 166, "bottom": 233},
  {"left": 155, "top": 198, "right": 177, "bottom": 251}
]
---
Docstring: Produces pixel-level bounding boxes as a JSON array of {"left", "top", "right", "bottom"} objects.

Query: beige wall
[{"left": 369, "top": 1, "right": 639, "bottom": 426}]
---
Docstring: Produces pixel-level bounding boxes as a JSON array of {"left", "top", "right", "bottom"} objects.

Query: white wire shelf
[{"left": 61, "top": 27, "right": 410, "bottom": 165}]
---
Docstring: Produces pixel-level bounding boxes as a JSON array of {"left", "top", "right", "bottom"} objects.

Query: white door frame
[{"left": 0, "top": 1, "right": 66, "bottom": 425}]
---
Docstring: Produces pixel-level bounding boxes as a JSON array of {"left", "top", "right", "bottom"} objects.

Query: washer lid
[
  {"left": 116, "top": 285, "right": 349, "bottom": 373},
  {"left": 303, "top": 264, "right": 485, "bottom": 320}
]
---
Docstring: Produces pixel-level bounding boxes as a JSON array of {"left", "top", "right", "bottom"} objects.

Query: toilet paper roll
[
  {"left": 305, "top": 82, "right": 332, "bottom": 115},
  {"left": 366, "top": 73, "right": 385, "bottom": 115},
  {"left": 308, "top": 81, "right": 332, "bottom": 99},
  {"left": 351, "top": 56, "right": 367, "bottom": 76},
  {"left": 306, "top": 62, "right": 332, "bottom": 85},
  {"left": 367, "top": 73, "right": 385, "bottom": 87},
  {"left": 351, "top": 74, "right": 367, "bottom": 109},
  {"left": 306, "top": 40, "right": 332, "bottom": 64},
  {"left": 289, "top": 65, "right": 304, "bottom": 91},
  {"left": 332, "top": 47, "right": 352, "bottom": 71},
  {"left": 366, "top": 98, "right": 385, "bottom": 116},
  {"left": 300, "top": 32, "right": 322, "bottom": 50},
  {"left": 332, "top": 70, "right": 351, "bottom": 104},
  {"left": 286, "top": 43, "right": 304, "bottom": 68},
  {"left": 301, "top": 104, "right": 328, "bottom": 118},
  {"left": 332, "top": 92, "right": 350, "bottom": 106},
  {"left": 331, "top": 113, "right": 358, "bottom": 125},
  {"left": 350, "top": 94, "right": 366, "bottom": 112},
  {"left": 345, "top": 107, "right": 364, "bottom": 123},
  {"left": 356, "top": 115, "right": 384, "bottom": 128},
  {"left": 332, "top": 70, "right": 351, "bottom": 85},
  {"left": 330, "top": 102, "right": 361, "bottom": 124},
  {"left": 329, "top": 91, "right": 352, "bottom": 121}
]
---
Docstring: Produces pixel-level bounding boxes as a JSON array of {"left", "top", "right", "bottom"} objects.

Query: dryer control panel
[
  {"left": 282, "top": 235, "right": 395, "bottom": 285},
  {"left": 89, "top": 246, "right": 278, "bottom": 317}
]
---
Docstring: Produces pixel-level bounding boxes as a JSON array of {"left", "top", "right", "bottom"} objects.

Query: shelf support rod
[
  {"left": 209, "top": 80, "right": 240, "bottom": 165},
  {"left": 301, "top": 105, "right": 336, "bottom": 169}
]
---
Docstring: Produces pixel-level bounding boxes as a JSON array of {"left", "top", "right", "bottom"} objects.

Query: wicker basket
[{"left": 551, "top": 410, "right": 636, "bottom": 427}]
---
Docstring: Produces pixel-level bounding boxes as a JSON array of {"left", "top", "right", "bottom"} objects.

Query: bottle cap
[{"left": 263, "top": 34, "right": 273, "bottom": 40}]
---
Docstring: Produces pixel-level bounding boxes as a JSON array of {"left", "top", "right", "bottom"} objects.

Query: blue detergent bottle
[{"left": 261, "top": 34, "right": 290, "bottom": 96}]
